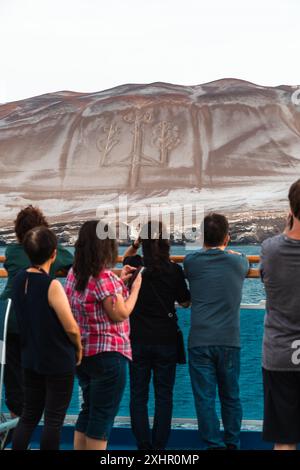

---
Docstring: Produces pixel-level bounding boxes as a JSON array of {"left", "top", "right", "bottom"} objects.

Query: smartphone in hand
[{"left": 127, "top": 266, "right": 145, "bottom": 290}]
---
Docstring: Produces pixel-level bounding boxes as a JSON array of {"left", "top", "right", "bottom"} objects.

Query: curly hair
[
  {"left": 14, "top": 205, "right": 49, "bottom": 243},
  {"left": 73, "top": 220, "right": 118, "bottom": 292}
]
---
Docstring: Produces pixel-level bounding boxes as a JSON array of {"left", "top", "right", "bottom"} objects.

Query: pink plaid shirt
[{"left": 65, "top": 268, "right": 131, "bottom": 360}]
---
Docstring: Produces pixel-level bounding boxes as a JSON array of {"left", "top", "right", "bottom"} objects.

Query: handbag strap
[{"left": 145, "top": 272, "right": 178, "bottom": 326}]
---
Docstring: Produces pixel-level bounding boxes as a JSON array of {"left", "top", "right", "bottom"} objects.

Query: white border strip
[
  {"left": 59, "top": 415, "right": 263, "bottom": 432},
  {"left": 240, "top": 300, "right": 265, "bottom": 310}
]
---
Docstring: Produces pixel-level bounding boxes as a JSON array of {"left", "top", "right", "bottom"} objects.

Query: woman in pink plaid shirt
[{"left": 65, "top": 220, "right": 142, "bottom": 450}]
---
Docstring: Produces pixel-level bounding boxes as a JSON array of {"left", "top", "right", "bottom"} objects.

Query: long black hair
[
  {"left": 73, "top": 220, "right": 118, "bottom": 291},
  {"left": 140, "top": 220, "right": 170, "bottom": 271}
]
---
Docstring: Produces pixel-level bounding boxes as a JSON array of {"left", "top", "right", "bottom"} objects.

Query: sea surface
[{"left": 0, "top": 245, "right": 265, "bottom": 421}]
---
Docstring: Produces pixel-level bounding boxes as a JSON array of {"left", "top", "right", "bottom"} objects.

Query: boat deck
[{"left": 25, "top": 424, "right": 272, "bottom": 450}]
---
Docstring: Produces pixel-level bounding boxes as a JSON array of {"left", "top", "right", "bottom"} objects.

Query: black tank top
[{"left": 12, "top": 270, "right": 76, "bottom": 375}]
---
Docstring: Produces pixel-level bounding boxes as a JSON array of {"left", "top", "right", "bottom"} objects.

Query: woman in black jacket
[{"left": 123, "top": 221, "right": 190, "bottom": 450}]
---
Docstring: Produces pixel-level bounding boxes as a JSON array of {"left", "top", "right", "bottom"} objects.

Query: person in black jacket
[{"left": 123, "top": 221, "right": 190, "bottom": 450}]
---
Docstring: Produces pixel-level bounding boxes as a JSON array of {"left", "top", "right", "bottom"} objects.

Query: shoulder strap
[
  {"left": 31, "top": 266, "right": 49, "bottom": 276},
  {"left": 146, "top": 274, "right": 178, "bottom": 324}
]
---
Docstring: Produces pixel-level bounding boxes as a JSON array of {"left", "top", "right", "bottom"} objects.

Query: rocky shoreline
[
  {"left": 0, "top": 211, "right": 287, "bottom": 246},
  {"left": 227, "top": 211, "right": 287, "bottom": 244}
]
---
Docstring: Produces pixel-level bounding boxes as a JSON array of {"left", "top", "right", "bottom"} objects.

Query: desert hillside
[{"left": 0, "top": 79, "right": 299, "bottom": 239}]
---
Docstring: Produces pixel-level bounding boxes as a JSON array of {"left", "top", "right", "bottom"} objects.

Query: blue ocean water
[{"left": 1, "top": 245, "right": 265, "bottom": 421}]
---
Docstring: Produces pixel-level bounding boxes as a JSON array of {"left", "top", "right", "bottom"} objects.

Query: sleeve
[
  {"left": 64, "top": 270, "right": 73, "bottom": 300},
  {"left": 183, "top": 255, "right": 190, "bottom": 279},
  {"left": 240, "top": 254, "right": 250, "bottom": 278},
  {"left": 123, "top": 255, "right": 143, "bottom": 268},
  {"left": 51, "top": 245, "right": 74, "bottom": 277},
  {"left": 260, "top": 241, "right": 266, "bottom": 282},
  {"left": 1, "top": 246, "right": 16, "bottom": 300},
  {"left": 174, "top": 264, "right": 191, "bottom": 304},
  {"left": 3, "top": 245, "right": 9, "bottom": 271},
  {"left": 95, "top": 271, "right": 125, "bottom": 303}
]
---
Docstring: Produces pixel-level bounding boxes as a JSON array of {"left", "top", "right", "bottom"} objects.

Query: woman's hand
[
  {"left": 131, "top": 272, "right": 142, "bottom": 292},
  {"left": 103, "top": 273, "right": 142, "bottom": 322},
  {"left": 76, "top": 347, "right": 83, "bottom": 366},
  {"left": 120, "top": 264, "right": 136, "bottom": 283}
]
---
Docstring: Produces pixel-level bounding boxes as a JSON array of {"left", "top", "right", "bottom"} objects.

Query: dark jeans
[
  {"left": 129, "top": 343, "right": 177, "bottom": 450},
  {"left": 189, "top": 346, "right": 242, "bottom": 449},
  {"left": 76, "top": 352, "right": 127, "bottom": 441},
  {"left": 4, "top": 333, "right": 23, "bottom": 416},
  {"left": 12, "top": 369, "right": 74, "bottom": 450}
]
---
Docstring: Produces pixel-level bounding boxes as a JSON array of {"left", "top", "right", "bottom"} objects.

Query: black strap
[
  {"left": 146, "top": 276, "right": 178, "bottom": 326},
  {"left": 31, "top": 265, "right": 49, "bottom": 275}
]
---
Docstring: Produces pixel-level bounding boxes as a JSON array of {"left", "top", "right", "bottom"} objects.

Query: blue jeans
[
  {"left": 76, "top": 352, "right": 127, "bottom": 440},
  {"left": 129, "top": 344, "right": 177, "bottom": 450},
  {"left": 189, "top": 346, "right": 242, "bottom": 449}
]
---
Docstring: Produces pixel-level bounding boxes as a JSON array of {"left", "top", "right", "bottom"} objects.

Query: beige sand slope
[{"left": 0, "top": 79, "right": 299, "bottom": 226}]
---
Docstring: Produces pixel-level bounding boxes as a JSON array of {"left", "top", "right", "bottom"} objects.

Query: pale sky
[{"left": 0, "top": 0, "right": 299, "bottom": 103}]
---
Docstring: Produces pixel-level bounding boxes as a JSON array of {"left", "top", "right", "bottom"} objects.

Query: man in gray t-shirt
[
  {"left": 261, "top": 234, "right": 300, "bottom": 371},
  {"left": 260, "top": 178, "right": 300, "bottom": 450},
  {"left": 185, "top": 213, "right": 248, "bottom": 450}
]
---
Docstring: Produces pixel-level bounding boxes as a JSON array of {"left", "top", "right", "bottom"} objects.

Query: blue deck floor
[{"left": 27, "top": 425, "right": 273, "bottom": 450}]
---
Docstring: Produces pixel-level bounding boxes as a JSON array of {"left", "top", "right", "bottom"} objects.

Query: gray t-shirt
[
  {"left": 261, "top": 234, "right": 300, "bottom": 371},
  {"left": 184, "top": 249, "right": 249, "bottom": 349}
]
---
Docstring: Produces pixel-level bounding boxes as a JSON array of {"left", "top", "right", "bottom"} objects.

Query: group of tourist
[{"left": 1, "top": 179, "right": 300, "bottom": 451}]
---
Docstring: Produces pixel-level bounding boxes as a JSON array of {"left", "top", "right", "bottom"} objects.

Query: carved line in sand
[
  {"left": 97, "top": 109, "right": 181, "bottom": 189},
  {"left": 97, "top": 122, "right": 121, "bottom": 167}
]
